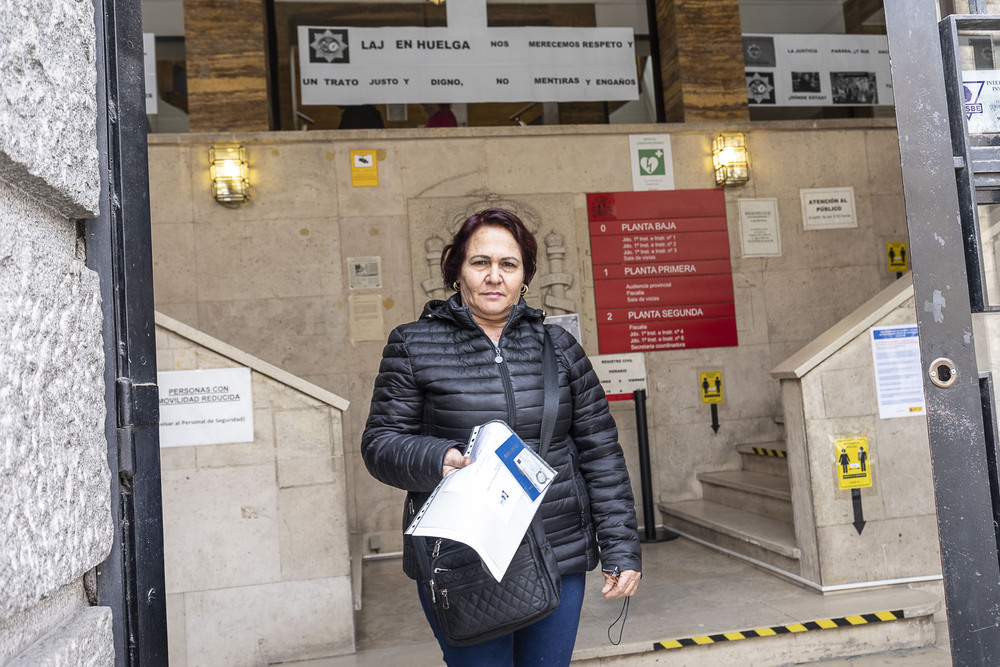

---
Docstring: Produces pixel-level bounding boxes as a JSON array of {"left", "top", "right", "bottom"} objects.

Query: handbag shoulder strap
[{"left": 539, "top": 328, "right": 557, "bottom": 460}]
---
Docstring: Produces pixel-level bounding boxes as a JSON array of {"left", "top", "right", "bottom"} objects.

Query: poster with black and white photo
[
  {"left": 297, "top": 25, "right": 638, "bottom": 105},
  {"left": 742, "top": 34, "right": 892, "bottom": 107}
]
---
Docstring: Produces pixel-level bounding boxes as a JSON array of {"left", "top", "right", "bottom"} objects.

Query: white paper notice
[
  {"left": 801, "top": 187, "right": 857, "bottom": 230},
  {"left": 591, "top": 353, "right": 647, "bottom": 401},
  {"left": 348, "top": 256, "right": 382, "bottom": 289},
  {"left": 405, "top": 421, "right": 556, "bottom": 581},
  {"left": 349, "top": 294, "right": 385, "bottom": 342},
  {"left": 159, "top": 367, "right": 254, "bottom": 446},
  {"left": 738, "top": 198, "right": 781, "bottom": 257},
  {"left": 870, "top": 325, "right": 926, "bottom": 419},
  {"left": 143, "top": 33, "right": 158, "bottom": 115}
]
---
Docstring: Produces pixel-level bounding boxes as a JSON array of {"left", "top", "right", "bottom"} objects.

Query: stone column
[
  {"left": 654, "top": 0, "right": 749, "bottom": 122},
  {"left": 183, "top": 0, "right": 271, "bottom": 131},
  {"left": 0, "top": 0, "right": 114, "bottom": 663}
]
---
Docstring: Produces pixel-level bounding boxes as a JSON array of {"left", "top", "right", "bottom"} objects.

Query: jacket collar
[{"left": 421, "top": 292, "right": 545, "bottom": 332}]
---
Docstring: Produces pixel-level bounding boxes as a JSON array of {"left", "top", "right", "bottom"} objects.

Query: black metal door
[
  {"left": 88, "top": 0, "right": 168, "bottom": 663},
  {"left": 885, "top": 1, "right": 1000, "bottom": 664}
]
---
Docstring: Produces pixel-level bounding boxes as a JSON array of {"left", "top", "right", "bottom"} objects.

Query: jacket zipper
[{"left": 492, "top": 340, "right": 517, "bottom": 430}]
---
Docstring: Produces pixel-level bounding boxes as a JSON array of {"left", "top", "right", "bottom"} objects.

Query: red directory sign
[{"left": 587, "top": 190, "right": 739, "bottom": 354}]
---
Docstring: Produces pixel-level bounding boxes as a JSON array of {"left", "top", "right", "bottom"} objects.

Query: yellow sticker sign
[
  {"left": 835, "top": 436, "right": 872, "bottom": 489},
  {"left": 350, "top": 149, "right": 378, "bottom": 187},
  {"left": 700, "top": 371, "right": 723, "bottom": 404},
  {"left": 887, "top": 242, "right": 908, "bottom": 272}
]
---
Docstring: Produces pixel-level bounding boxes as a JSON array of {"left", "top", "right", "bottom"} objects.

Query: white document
[
  {"left": 405, "top": 421, "right": 556, "bottom": 581},
  {"left": 870, "top": 325, "right": 926, "bottom": 419}
]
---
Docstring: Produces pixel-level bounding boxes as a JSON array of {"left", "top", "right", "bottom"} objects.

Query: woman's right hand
[{"left": 442, "top": 447, "right": 471, "bottom": 477}]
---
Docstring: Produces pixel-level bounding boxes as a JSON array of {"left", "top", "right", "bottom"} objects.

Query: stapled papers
[{"left": 405, "top": 420, "right": 557, "bottom": 580}]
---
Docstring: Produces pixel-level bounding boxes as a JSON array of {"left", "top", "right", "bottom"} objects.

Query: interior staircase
[{"left": 657, "top": 424, "right": 802, "bottom": 579}]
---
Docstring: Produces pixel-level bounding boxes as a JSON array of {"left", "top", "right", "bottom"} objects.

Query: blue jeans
[{"left": 417, "top": 572, "right": 587, "bottom": 666}]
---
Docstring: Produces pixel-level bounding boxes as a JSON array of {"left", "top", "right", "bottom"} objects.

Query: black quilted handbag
[
  {"left": 415, "top": 517, "right": 561, "bottom": 646},
  {"left": 414, "top": 329, "right": 562, "bottom": 646}
]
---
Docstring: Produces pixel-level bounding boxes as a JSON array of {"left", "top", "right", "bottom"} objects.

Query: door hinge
[{"left": 115, "top": 378, "right": 159, "bottom": 480}]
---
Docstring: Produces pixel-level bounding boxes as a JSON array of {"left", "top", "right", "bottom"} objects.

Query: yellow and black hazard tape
[
  {"left": 654, "top": 610, "right": 905, "bottom": 650},
  {"left": 751, "top": 447, "right": 786, "bottom": 458}
]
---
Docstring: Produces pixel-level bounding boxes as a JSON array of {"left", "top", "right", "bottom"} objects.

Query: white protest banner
[
  {"left": 743, "top": 34, "right": 892, "bottom": 107},
  {"left": 298, "top": 26, "right": 638, "bottom": 105},
  {"left": 158, "top": 367, "right": 254, "bottom": 447}
]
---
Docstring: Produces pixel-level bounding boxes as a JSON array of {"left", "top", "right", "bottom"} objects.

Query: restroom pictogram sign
[
  {"left": 835, "top": 436, "right": 872, "bottom": 490},
  {"left": 886, "top": 242, "right": 907, "bottom": 273},
  {"left": 700, "top": 371, "right": 723, "bottom": 404}
]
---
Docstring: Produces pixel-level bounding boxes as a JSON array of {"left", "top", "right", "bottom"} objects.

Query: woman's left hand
[{"left": 601, "top": 569, "right": 641, "bottom": 599}]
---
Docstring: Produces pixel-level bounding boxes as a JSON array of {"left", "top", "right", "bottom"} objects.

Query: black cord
[{"left": 607, "top": 597, "right": 629, "bottom": 645}]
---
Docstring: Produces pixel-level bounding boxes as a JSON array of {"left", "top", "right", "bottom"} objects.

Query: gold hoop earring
[
  {"left": 520, "top": 284, "right": 528, "bottom": 295},
  {"left": 453, "top": 281, "right": 461, "bottom": 292}
]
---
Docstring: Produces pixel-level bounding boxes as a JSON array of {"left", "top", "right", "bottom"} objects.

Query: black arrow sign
[
  {"left": 710, "top": 404, "right": 720, "bottom": 433},
  {"left": 852, "top": 489, "right": 866, "bottom": 534}
]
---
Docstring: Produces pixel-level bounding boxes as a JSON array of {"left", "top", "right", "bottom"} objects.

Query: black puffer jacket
[{"left": 362, "top": 294, "right": 642, "bottom": 580}]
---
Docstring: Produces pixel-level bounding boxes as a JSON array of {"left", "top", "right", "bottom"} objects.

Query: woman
[{"left": 362, "top": 208, "right": 641, "bottom": 666}]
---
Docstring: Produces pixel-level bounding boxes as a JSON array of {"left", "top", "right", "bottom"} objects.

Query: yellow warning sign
[
  {"left": 350, "top": 149, "right": 378, "bottom": 187},
  {"left": 700, "top": 371, "right": 723, "bottom": 404},
  {"left": 887, "top": 242, "right": 908, "bottom": 273},
  {"left": 835, "top": 436, "right": 872, "bottom": 489}
]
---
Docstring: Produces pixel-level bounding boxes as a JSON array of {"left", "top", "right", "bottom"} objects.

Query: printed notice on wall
[
  {"left": 159, "top": 367, "right": 254, "bottom": 447},
  {"left": 591, "top": 353, "right": 647, "bottom": 401},
  {"left": 544, "top": 313, "right": 582, "bottom": 346},
  {"left": 629, "top": 134, "right": 674, "bottom": 191},
  {"left": 143, "top": 33, "right": 158, "bottom": 115},
  {"left": 738, "top": 198, "right": 781, "bottom": 257},
  {"left": 870, "top": 325, "right": 926, "bottom": 419},
  {"left": 801, "top": 186, "right": 857, "bottom": 230},
  {"left": 348, "top": 256, "right": 382, "bottom": 289},
  {"left": 350, "top": 294, "right": 384, "bottom": 342},
  {"left": 350, "top": 150, "right": 378, "bottom": 187}
]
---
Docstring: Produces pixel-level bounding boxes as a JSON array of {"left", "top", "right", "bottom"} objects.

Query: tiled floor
[{"left": 303, "top": 538, "right": 951, "bottom": 666}]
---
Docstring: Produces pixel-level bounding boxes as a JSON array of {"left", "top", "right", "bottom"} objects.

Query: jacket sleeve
[
  {"left": 556, "top": 329, "right": 642, "bottom": 573},
  {"left": 361, "top": 326, "right": 463, "bottom": 492}
]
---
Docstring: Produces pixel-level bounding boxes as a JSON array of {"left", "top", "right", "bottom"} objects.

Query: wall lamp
[
  {"left": 209, "top": 144, "right": 249, "bottom": 203},
  {"left": 712, "top": 132, "right": 750, "bottom": 187}
]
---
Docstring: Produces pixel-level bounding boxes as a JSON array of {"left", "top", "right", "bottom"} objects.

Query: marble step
[
  {"left": 698, "top": 469, "right": 792, "bottom": 522},
  {"left": 658, "top": 498, "right": 801, "bottom": 576}
]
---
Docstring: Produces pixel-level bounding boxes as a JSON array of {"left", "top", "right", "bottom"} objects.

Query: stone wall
[
  {"left": 0, "top": 0, "right": 114, "bottom": 663},
  {"left": 775, "top": 280, "right": 941, "bottom": 588},
  {"left": 146, "top": 119, "right": 908, "bottom": 556},
  {"left": 155, "top": 313, "right": 354, "bottom": 665}
]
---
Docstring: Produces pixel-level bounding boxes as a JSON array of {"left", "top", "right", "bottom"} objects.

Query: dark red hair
[{"left": 441, "top": 208, "right": 538, "bottom": 288}]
